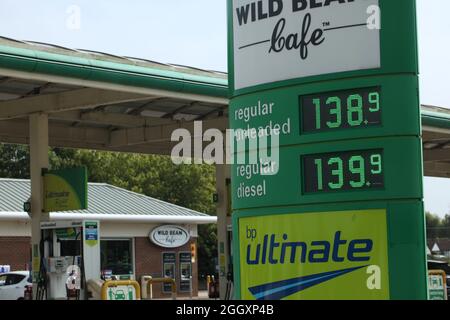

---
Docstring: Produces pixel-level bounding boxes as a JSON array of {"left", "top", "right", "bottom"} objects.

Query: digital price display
[
  {"left": 301, "top": 87, "right": 382, "bottom": 133},
  {"left": 302, "top": 149, "right": 384, "bottom": 194}
]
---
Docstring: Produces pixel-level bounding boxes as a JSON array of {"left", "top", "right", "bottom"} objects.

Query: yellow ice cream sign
[{"left": 43, "top": 167, "right": 88, "bottom": 212}]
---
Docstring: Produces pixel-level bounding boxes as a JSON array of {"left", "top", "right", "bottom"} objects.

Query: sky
[{"left": 0, "top": 0, "right": 448, "bottom": 217}]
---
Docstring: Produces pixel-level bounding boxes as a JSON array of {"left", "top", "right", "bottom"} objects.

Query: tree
[
  {"left": 0, "top": 144, "right": 30, "bottom": 178},
  {"left": 425, "top": 212, "right": 450, "bottom": 239},
  {"left": 426, "top": 212, "right": 442, "bottom": 239},
  {"left": 197, "top": 223, "right": 218, "bottom": 281},
  {"left": 440, "top": 214, "right": 450, "bottom": 239}
]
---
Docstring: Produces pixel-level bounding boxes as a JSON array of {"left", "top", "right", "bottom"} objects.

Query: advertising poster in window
[
  {"left": 179, "top": 252, "right": 192, "bottom": 292},
  {"left": 162, "top": 252, "right": 176, "bottom": 293}
]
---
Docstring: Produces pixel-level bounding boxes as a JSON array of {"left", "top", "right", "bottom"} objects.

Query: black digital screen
[
  {"left": 301, "top": 87, "right": 382, "bottom": 134},
  {"left": 302, "top": 149, "right": 385, "bottom": 194}
]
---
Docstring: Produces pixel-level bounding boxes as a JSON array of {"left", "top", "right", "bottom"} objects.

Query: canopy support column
[
  {"left": 29, "top": 113, "right": 49, "bottom": 300},
  {"left": 215, "top": 164, "right": 231, "bottom": 300}
]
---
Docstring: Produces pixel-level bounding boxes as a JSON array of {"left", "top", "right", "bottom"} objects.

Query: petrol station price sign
[{"left": 228, "top": 0, "right": 426, "bottom": 300}]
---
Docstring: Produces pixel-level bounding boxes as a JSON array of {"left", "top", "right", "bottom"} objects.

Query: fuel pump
[
  {"left": 39, "top": 220, "right": 101, "bottom": 300},
  {"left": 40, "top": 221, "right": 82, "bottom": 299}
]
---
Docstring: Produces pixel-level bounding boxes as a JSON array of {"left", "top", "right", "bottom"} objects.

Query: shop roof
[{"left": 0, "top": 178, "right": 216, "bottom": 224}]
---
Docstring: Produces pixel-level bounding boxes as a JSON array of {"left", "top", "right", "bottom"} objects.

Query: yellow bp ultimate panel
[{"left": 239, "top": 210, "right": 389, "bottom": 300}]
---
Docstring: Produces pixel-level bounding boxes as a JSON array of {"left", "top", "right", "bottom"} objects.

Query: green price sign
[
  {"left": 229, "top": 0, "right": 427, "bottom": 300},
  {"left": 302, "top": 149, "right": 384, "bottom": 194},
  {"left": 229, "top": 75, "right": 420, "bottom": 149},
  {"left": 301, "top": 87, "right": 382, "bottom": 133}
]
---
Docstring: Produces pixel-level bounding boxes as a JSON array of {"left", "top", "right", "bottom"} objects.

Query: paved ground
[{"left": 149, "top": 290, "right": 217, "bottom": 300}]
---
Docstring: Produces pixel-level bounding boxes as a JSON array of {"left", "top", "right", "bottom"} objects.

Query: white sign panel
[
  {"left": 232, "top": 0, "right": 381, "bottom": 90},
  {"left": 150, "top": 225, "right": 190, "bottom": 248},
  {"left": 106, "top": 285, "right": 137, "bottom": 300}
]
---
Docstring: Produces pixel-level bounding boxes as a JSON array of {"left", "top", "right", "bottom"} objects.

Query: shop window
[{"left": 101, "top": 239, "right": 134, "bottom": 278}]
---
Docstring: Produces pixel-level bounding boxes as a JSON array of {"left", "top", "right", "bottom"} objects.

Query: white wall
[
  {"left": 101, "top": 222, "right": 197, "bottom": 238},
  {"left": 0, "top": 221, "right": 31, "bottom": 236},
  {"left": 0, "top": 220, "right": 198, "bottom": 239}
]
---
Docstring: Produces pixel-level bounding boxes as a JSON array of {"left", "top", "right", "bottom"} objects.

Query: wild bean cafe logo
[
  {"left": 232, "top": 0, "right": 381, "bottom": 89},
  {"left": 235, "top": 0, "right": 381, "bottom": 60},
  {"left": 240, "top": 211, "right": 389, "bottom": 300},
  {"left": 150, "top": 225, "right": 190, "bottom": 248}
]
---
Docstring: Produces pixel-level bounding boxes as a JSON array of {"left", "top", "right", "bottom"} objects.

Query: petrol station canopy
[
  {"left": 0, "top": 37, "right": 448, "bottom": 177},
  {"left": 0, "top": 37, "right": 229, "bottom": 156}
]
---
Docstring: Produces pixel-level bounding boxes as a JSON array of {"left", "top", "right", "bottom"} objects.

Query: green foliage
[
  {"left": 426, "top": 211, "right": 450, "bottom": 239},
  {"left": 0, "top": 143, "right": 218, "bottom": 276},
  {"left": 52, "top": 149, "right": 217, "bottom": 213},
  {"left": 198, "top": 224, "right": 218, "bottom": 279},
  {"left": 0, "top": 144, "right": 30, "bottom": 178}
]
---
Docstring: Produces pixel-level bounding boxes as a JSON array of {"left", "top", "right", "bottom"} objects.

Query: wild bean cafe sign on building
[
  {"left": 150, "top": 225, "right": 190, "bottom": 248},
  {"left": 228, "top": 0, "right": 428, "bottom": 300}
]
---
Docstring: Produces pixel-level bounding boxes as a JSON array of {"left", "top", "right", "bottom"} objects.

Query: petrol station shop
[{"left": 0, "top": 178, "right": 216, "bottom": 299}]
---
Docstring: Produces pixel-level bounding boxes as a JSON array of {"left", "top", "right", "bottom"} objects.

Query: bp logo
[{"left": 238, "top": 210, "right": 389, "bottom": 300}]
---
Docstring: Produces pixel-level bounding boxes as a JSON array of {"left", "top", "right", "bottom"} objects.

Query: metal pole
[
  {"left": 190, "top": 276, "right": 193, "bottom": 300},
  {"left": 29, "top": 113, "right": 49, "bottom": 300},
  {"left": 215, "top": 164, "right": 231, "bottom": 300}
]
